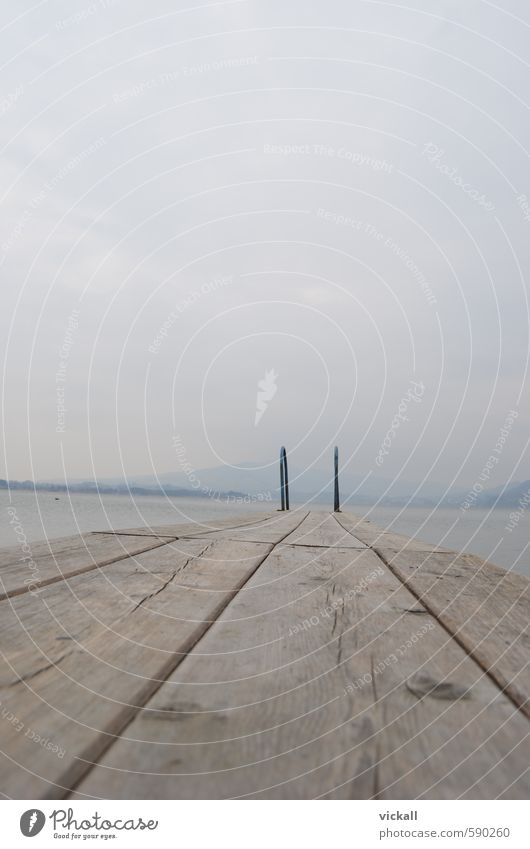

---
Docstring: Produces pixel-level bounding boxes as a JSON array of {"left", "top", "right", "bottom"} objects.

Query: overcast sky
[{"left": 2, "top": 0, "right": 530, "bottom": 496}]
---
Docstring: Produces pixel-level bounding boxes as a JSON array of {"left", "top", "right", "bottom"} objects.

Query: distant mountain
[
  {"left": 479, "top": 480, "right": 530, "bottom": 507},
  {"left": 2, "top": 462, "right": 485, "bottom": 506},
  {"left": 127, "top": 462, "right": 450, "bottom": 503},
  {"left": 440, "top": 479, "right": 530, "bottom": 509},
  {"left": 0, "top": 479, "right": 248, "bottom": 500}
]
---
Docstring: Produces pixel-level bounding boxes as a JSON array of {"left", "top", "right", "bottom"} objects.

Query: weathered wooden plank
[
  {"left": 338, "top": 512, "right": 530, "bottom": 717},
  {"left": 374, "top": 546, "right": 530, "bottom": 720},
  {"left": 0, "top": 533, "right": 175, "bottom": 601},
  {"left": 182, "top": 510, "right": 309, "bottom": 544},
  {"left": 336, "top": 512, "right": 451, "bottom": 552},
  {"left": 0, "top": 538, "right": 274, "bottom": 799},
  {"left": 89, "top": 529, "right": 179, "bottom": 538},
  {"left": 94, "top": 513, "right": 276, "bottom": 539},
  {"left": 281, "top": 511, "right": 366, "bottom": 548},
  {"left": 0, "top": 538, "right": 209, "bottom": 685},
  {"left": 74, "top": 543, "right": 530, "bottom": 800},
  {"left": 0, "top": 533, "right": 93, "bottom": 568}
]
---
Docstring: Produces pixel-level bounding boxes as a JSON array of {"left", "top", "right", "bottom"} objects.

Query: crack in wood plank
[
  {"left": 128, "top": 545, "right": 212, "bottom": 614},
  {"left": 65, "top": 512, "right": 310, "bottom": 799},
  {"left": 335, "top": 517, "right": 530, "bottom": 721}
]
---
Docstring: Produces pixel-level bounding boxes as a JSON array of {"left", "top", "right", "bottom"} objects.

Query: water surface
[{"left": 1, "top": 491, "right": 529, "bottom": 578}]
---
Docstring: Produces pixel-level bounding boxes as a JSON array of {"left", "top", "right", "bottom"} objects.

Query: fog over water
[{"left": 2, "top": 1, "right": 530, "bottom": 511}]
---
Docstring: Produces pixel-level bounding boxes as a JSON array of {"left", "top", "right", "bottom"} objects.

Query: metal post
[
  {"left": 282, "top": 448, "right": 289, "bottom": 510},
  {"left": 280, "top": 448, "right": 285, "bottom": 511},
  {"left": 334, "top": 446, "right": 340, "bottom": 512},
  {"left": 279, "top": 446, "right": 290, "bottom": 511}
]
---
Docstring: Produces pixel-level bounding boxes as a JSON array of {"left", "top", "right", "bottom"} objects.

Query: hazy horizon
[{"left": 2, "top": 1, "right": 530, "bottom": 497}]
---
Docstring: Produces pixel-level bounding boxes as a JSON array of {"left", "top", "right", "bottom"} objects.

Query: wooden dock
[{"left": 0, "top": 510, "right": 528, "bottom": 799}]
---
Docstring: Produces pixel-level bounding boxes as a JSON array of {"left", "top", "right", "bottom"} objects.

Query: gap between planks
[
  {"left": 375, "top": 547, "right": 530, "bottom": 721},
  {"left": 70, "top": 527, "right": 529, "bottom": 800},
  {"left": 0, "top": 537, "right": 175, "bottom": 603},
  {"left": 88, "top": 513, "right": 279, "bottom": 540},
  {"left": 64, "top": 511, "right": 309, "bottom": 798},
  {"left": 0, "top": 514, "right": 279, "bottom": 602},
  {"left": 334, "top": 513, "right": 530, "bottom": 721}
]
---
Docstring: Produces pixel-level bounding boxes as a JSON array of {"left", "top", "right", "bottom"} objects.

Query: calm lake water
[{"left": 1, "top": 490, "right": 529, "bottom": 578}]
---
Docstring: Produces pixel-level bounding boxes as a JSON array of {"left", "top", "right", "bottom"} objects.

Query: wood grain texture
[
  {"left": 2, "top": 511, "right": 528, "bottom": 801},
  {"left": 94, "top": 513, "right": 276, "bottom": 539},
  {"left": 0, "top": 534, "right": 175, "bottom": 601},
  {"left": 374, "top": 547, "right": 530, "bottom": 720},
  {"left": 338, "top": 513, "right": 529, "bottom": 719},
  {"left": 0, "top": 538, "right": 273, "bottom": 798},
  {"left": 0, "top": 533, "right": 89, "bottom": 567},
  {"left": 181, "top": 510, "right": 309, "bottom": 544},
  {"left": 74, "top": 542, "right": 530, "bottom": 800},
  {"left": 0, "top": 539, "right": 208, "bottom": 685}
]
